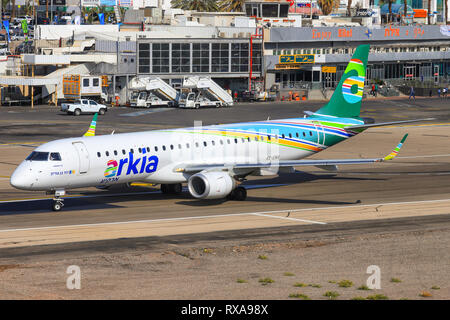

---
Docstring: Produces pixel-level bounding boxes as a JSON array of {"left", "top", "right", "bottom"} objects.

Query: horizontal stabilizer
[{"left": 345, "top": 118, "right": 434, "bottom": 130}]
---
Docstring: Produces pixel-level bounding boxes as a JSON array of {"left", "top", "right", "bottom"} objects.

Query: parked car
[{"left": 61, "top": 99, "right": 108, "bottom": 116}]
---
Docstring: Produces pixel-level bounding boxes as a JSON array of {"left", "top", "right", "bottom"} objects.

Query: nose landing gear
[{"left": 51, "top": 190, "right": 66, "bottom": 211}]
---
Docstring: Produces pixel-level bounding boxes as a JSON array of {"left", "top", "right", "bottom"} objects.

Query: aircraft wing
[{"left": 175, "top": 134, "right": 408, "bottom": 174}]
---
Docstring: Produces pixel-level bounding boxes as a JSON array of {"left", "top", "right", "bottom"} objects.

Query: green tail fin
[{"left": 315, "top": 44, "right": 370, "bottom": 118}]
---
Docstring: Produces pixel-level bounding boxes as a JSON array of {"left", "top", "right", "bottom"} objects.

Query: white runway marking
[
  {"left": 2, "top": 198, "right": 450, "bottom": 233},
  {"left": 251, "top": 212, "right": 326, "bottom": 225}
]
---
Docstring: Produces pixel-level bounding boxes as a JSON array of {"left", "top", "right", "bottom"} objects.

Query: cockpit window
[
  {"left": 26, "top": 151, "right": 49, "bottom": 161},
  {"left": 50, "top": 152, "right": 62, "bottom": 161}
]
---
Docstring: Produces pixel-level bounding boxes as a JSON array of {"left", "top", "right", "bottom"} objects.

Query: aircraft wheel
[
  {"left": 170, "top": 183, "right": 182, "bottom": 194},
  {"left": 161, "top": 184, "right": 170, "bottom": 194},
  {"left": 52, "top": 200, "right": 64, "bottom": 211},
  {"left": 161, "top": 183, "right": 182, "bottom": 195},
  {"left": 228, "top": 187, "right": 247, "bottom": 201}
]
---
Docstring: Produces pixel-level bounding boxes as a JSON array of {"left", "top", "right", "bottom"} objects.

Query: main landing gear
[
  {"left": 227, "top": 186, "right": 247, "bottom": 201},
  {"left": 160, "top": 183, "right": 182, "bottom": 195},
  {"left": 51, "top": 190, "right": 66, "bottom": 211}
]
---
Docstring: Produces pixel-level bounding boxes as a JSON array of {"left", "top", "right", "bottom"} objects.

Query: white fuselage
[{"left": 10, "top": 120, "right": 329, "bottom": 192}]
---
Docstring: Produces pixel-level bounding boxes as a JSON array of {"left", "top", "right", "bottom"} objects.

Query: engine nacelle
[{"left": 188, "top": 172, "right": 235, "bottom": 199}]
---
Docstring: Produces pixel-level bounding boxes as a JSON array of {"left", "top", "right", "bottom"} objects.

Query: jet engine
[{"left": 187, "top": 172, "right": 235, "bottom": 199}]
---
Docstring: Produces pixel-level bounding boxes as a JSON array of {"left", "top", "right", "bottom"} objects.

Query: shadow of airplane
[{"left": 0, "top": 171, "right": 383, "bottom": 215}]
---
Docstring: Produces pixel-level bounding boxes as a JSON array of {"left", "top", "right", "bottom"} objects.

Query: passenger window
[
  {"left": 97, "top": 152, "right": 101, "bottom": 157},
  {"left": 122, "top": 149, "right": 126, "bottom": 154},
  {"left": 162, "top": 146, "right": 166, "bottom": 151},
  {"left": 106, "top": 151, "right": 109, "bottom": 156},
  {"left": 227, "top": 139, "right": 230, "bottom": 144},
  {"left": 212, "top": 141, "right": 215, "bottom": 146},
  {"left": 195, "top": 142, "right": 199, "bottom": 147},
  {"left": 130, "top": 149, "right": 134, "bottom": 153},
  {"left": 186, "top": 143, "right": 190, "bottom": 148},
  {"left": 170, "top": 145, "right": 174, "bottom": 150},
  {"left": 255, "top": 137, "right": 258, "bottom": 141},
  {"left": 268, "top": 136, "right": 271, "bottom": 141},
  {"left": 296, "top": 133, "right": 299, "bottom": 138},
  {"left": 234, "top": 138, "right": 238, "bottom": 144},
  {"left": 114, "top": 150, "right": 118, "bottom": 156},
  {"left": 282, "top": 134, "right": 285, "bottom": 138},
  {"left": 289, "top": 133, "right": 292, "bottom": 138},
  {"left": 155, "top": 146, "right": 158, "bottom": 152},
  {"left": 178, "top": 144, "right": 182, "bottom": 149},
  {"left": 303, "top": 132, "right": 306, "bottom": 137},
  {"left": 247, "top": 137, "right": 250, "bottom": 142},
  {"left": 241, "top": 138, "right": 245, "bottom": 143},
  {"left": 203, "top": 141, "right": 207, "bottom": 147},
  {"left": 146, "top": 147, "right": 150, "bottom": 152},
  {"left": 49, "top": 152, "right": 61, "bottom": 161},
  {"left": 309, "top": 131, "right": 312, "bottom": 136},
  {"left": 220, "top": 140, "right": 223, "bottom": 145},
  {"left": 138, "top": 148, "right": 142, "bottom": 153}
]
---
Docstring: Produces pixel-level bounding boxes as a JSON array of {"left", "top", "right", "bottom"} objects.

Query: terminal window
[
  {"left": 212, "top": 43, "right": 229, "bottom": 73},
  {"left": 152, "top": 43, "right": 170, "bottom": 73},
  {"left": 231, "top": 43, "right": 249, "bottom": 73},
  {"left": 172, "top": 43, "right": 190, "bottom": 73},
  {"left": 138, "top": 43, "right": 150, "bottom": 73},
  {"left": 193, "top": 43, "right": 210, "bottom": 73}
]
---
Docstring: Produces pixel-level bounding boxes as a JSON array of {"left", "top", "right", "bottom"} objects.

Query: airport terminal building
[{"left": 264, "top": 25, "right": 450, "bottom": 93}]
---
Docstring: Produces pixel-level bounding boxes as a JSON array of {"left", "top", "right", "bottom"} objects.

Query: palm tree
[
  {"left": 317, "top": 0, "right": 334, "bottom": 15},
  {"left": 388, "top": 0, "right": 393, "bottom": 23},
  {"left": 445, "top": 0, "right": 448, "bottom": 24},
  {"left": 403, "top": 0, "right": 407, "bottom": 24},
  {"left": 218, "top": 0, "right": 244, "bottom": 12},
  {"left": 11, "top": 0, "right": 16, "bottom": 19},
  {"left": 171, "top": 0, "right": 219, "bottom": 12}
]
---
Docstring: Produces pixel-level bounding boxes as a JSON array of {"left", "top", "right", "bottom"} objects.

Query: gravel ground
[{"left": 0, "top": 225, "right": 448, "bottom": 300}]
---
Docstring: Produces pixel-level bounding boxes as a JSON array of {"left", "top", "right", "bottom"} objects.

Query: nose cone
[{"left": 10, "top": 165, "right": 32, "bottom": 190}]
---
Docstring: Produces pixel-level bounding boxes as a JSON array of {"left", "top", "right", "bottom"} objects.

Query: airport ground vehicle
[
  {"left": 178, "top": 77, "right": 233, "bottom": 108},
  {"left": 129, "top": 77, "right": 178, "bottom": 107},
  {"left": 63, "top": 75, "right": 108, "bottom": 103},
  {"left": 61, "top": 99, "right": 107, "bottom": 116}
]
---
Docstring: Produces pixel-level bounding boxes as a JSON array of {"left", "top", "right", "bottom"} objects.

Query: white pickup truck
[{"left": 61, "top": 99, "right": 108, "bottom": 116}]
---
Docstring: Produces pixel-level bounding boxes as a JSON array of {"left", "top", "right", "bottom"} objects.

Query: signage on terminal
[
  {"left": 279, "top": 54, "right": 314, "bottom": 64},
  {"left": 322, "top": 66, "right": 336, "bottom": 73},
  {"left": 275, "top": 64, "right": 302, "bottom": 70},
  {"left": 308, "top": 26, "right": 431, "bottom": 41}
]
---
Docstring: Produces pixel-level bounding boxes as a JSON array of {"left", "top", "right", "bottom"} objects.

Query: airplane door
[
  {"left": 312, "top": 121, "right": 326, "bottom": 146},
  {"left": 72, "top": 141, "right": 90, "bottom": 174}
]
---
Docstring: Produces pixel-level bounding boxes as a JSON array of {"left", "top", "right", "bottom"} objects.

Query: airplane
[{"left": 10, "top": 45, "right": 429, "bottom": 211}]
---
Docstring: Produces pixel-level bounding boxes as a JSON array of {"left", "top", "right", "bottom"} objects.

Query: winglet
[
  {"left": 382, "top": 134, "right": 408, "bottom": 161},
  {"left": 83, "top": 113, "right": 98, "bottom": 137}
]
